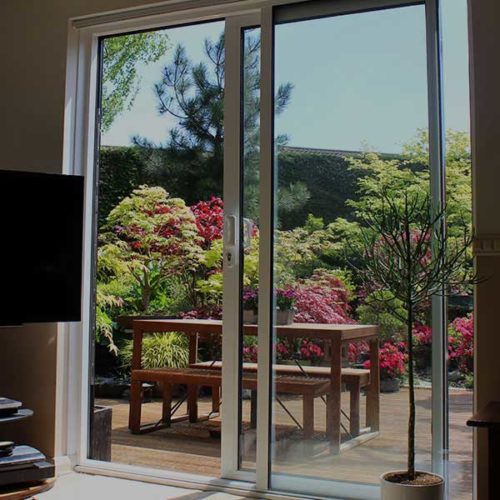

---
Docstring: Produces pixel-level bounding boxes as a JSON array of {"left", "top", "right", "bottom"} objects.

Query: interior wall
[
  {"left": 0, "top": 0, "right": 179, "bottom": 459},
  {"left": 468, "top": 1, "right": 500, "bottom": 499}
]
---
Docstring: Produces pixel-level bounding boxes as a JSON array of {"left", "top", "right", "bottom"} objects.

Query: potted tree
[{"left": 355, "top": 190, "right": 475, "bottom": 499}]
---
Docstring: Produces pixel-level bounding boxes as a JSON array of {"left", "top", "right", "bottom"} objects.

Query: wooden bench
[
  {"left": 129, "top": 367, "right": 330, "bottom": 438},
  {"left": 191, "top": 361, "right": 370, "bottom": 437}
]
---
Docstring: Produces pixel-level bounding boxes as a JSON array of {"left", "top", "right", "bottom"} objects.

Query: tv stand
[{"left": 0, "top": 398, "right": 54, "bottom": 497}]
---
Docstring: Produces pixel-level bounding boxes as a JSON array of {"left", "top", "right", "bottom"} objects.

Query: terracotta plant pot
[
  {"left": 276, "top": 309, "right": 294, "bottom": 325},
  {"left": 243, "top": 309, "right": 258, "bottom": 324},
  {"left": 380, "top": 471, "right": 444, "bottom": 500}
]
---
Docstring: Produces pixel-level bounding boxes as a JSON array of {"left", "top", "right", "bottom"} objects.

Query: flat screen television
[{"left": 0, "top": 170, "right": 84, "bottom": 325}]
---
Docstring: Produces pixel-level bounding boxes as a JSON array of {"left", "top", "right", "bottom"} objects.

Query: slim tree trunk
[
  {"left": 407, "top": 301, "right": 416, "bottom": 480},
  {"left": 141, "top": 270, "right": 151, "bottom": 312}
]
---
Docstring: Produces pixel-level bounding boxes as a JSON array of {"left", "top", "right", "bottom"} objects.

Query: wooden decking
[{"left": 96, "top": 387, "right": 472, "bottom": 499}]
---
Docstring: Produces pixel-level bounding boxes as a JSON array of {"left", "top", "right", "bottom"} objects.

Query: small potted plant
[
  {"left": 243, "top": 287, "right": 258, "bottom": 324},
  {"left": 274, "top": 288, "right": 297, "bottom": 325}
]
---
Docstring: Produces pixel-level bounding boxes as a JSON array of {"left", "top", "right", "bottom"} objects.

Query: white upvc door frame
[
  {"left": 60, "top": 0, "right": 448, "bottom": 498},
  {"left": 222, "top": 11, "right": 261, "bottom": 483}
]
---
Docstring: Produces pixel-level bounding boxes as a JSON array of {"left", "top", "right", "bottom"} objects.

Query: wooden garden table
[{"left": 131, "top": 318, "right": 380, "bottom": 453}]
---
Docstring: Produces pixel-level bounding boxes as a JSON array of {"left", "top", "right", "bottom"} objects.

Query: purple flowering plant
[
  {"left": 275, "top": 287, "right": 297, "bottom": 311},
  {"left": 243, "top": 287, "right": 258, "bottom": 311}
]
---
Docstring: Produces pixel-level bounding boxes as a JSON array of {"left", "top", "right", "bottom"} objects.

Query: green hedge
[{"left": 98, "top": 145, "right": 399, "bottom": 230}]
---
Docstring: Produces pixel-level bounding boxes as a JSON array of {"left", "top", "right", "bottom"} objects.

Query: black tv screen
[{"left": 0, "top": 170, "right": 84, "bottom": 325}]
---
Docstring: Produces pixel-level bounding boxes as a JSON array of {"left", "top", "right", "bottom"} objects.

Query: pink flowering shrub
[
  {"left": 243, "top": 344, "right": 258, "bottom": 363},
  {"left": 413, "top": 324, "right": 432, "bottom": 345},
  {"left": 364, "top": 342, "right": 407, "bottom": 380},
  {"left": 294, "top": 270, "right": 354, "bottom": 324},
  {"left": 181, "top": 305, "right": 222, "bottom": 320},
  {"left": 448, "top": 314, "right": 473, "bottom": 373},
  {"left": 190, "top": 196, "right": 224, "bottom": 247}
]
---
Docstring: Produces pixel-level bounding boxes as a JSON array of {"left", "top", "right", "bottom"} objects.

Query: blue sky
[{"left": 102, "top": 0, "right": 469, "bottom": 154}]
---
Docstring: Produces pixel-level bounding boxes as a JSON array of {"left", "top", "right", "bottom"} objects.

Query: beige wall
[
  {"left": 0, "top": 0, "right": 174, "bottom": 459},
  {"left": 0, "top": 0, "right": 497, "bottom": 497},
  {"left": 468, "top": 1, "right": 500, "bottom": 499}
]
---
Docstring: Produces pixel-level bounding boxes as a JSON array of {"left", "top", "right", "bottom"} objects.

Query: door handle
[{"left": 224, "top": 215, "right": 237, "bottom": 268}]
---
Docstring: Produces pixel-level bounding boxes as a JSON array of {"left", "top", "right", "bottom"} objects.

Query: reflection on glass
[
  {"left": 442, "top": 1, "right": 473, "bottom": 498},
  {"left": 271, "top": 4, "right": 434, "bottom": 489}
]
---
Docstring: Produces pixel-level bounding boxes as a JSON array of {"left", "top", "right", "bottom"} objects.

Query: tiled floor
[{"left": 37, "top": 473, "right": 246, "bottom": 500}]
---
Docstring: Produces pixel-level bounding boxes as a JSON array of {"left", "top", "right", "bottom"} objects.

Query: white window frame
[{"left": 59, "top": 1, "right": 447, "bottom": 498}]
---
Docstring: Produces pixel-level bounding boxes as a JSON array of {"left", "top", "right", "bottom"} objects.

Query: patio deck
[{"left": 96, "top": 387, "right": 472, "bottom": 499}]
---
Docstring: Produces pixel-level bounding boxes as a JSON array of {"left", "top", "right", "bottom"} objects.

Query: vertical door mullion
[
  {"left": 425, "top": 0, "right": 448, "bottom": 477},
  {"left": 256, "top": 4, "right": 273, "bottom": 492},
  {"left": 222, "top": 12, "right": 260, "bottom": 483},
  {"left": 222, "top": 16, "right": 243, "bottom": 479}
]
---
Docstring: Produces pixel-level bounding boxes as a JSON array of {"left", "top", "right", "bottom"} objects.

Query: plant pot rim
[{"left": 380, "top": 470, "right": 444, "bottom": 487}]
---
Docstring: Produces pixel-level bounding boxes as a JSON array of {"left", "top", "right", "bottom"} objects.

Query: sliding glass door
[
  {"left": 253, "top": 0, "right": 450, "bottom": 498},
  {"left": 81, "top": 0, "right": 469, "bottom": 497}
]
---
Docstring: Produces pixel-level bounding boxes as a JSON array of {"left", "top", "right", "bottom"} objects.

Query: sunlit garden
[{"left": 91, "top": 16, "right": 474, "bottom": 499}]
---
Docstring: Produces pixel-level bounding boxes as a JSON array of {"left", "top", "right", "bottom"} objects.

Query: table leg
[
  {"left": 189, "top": 333, "right": 199, "bottom": 364},
  {"left": 132, "top": 328, "right": 144, "bottom": 370},
  {"left": 349, "top": 379, "right": 361, "bottom": 437},
  {"left": 187, "top": 333, "right": 199, "bottom": 419},
  {"left": 328, "top": 338, "right": 342, "bottom": 453},
  {"left": 366, "top": 338, "right": 380, "bottom": 432}
]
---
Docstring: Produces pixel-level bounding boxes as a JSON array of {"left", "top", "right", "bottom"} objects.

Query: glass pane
[
  {"left": 271, "top": 3, "right": 433, "bottom": 489},
  {"left": 239, "top": 26, "right": 261, "bottom": 472},
  {"left": 91, "top": 20, "right": 226, "bottom": 476}
]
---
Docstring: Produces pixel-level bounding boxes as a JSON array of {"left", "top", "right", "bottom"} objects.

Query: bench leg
[
  {"left": 211, "top": 385, "right": 220, "bottom": 413},
  {"left": 129, "top": 380, "right": 143, "bottom": 433},
  {"left": 349, "top": 380, "right": 361, "bottom": 437},
  {"left": 188, "top": 384, "right": 199, "bottom": 423},
  {"left": 303, "top": 393, "right": 314, "bottom": 439},
  {"left": 161, "top": 382, "right": 172, "bottom": 427}
]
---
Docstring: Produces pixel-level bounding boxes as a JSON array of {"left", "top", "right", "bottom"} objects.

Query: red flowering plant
[
  {"left": 448, "top": 313, "right": 473, "bottom": 373},
  {"left": 413, "top": 324, "right": 432, "bottom": 346},
  {"left": 364, "top": 342, "right": 407, "bottom": 380},
  {"left": 241, "top": 339, "right": 292, "bottom": 363},
  {"left": 190, "top": 196, "right": 224, "bottom": 248},
  {"left": 299, "top": 339, "right": 325, "bottom": 365}
]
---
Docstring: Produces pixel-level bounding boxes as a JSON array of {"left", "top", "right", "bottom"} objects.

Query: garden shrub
[
  {"left": 294, "top": 269, "right": 353, "bottom": 324},
  {"left": 357, "top": 290, "right": 406, "bottom": 343},
  {"left": 120, "top": 332, "right": 189, "bottom": 371},
  {"left": 448, "top": 313, "right": 473, "bottom": 373}
]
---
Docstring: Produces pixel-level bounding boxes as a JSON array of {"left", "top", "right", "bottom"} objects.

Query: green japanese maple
[{"left": 101, "top": 185, "right": 203, "bottom": 311}]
